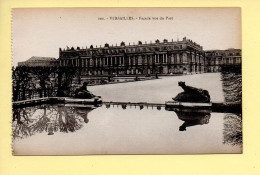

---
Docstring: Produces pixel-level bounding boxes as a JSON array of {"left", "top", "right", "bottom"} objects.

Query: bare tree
[
  {"left": 56, "top": 67, "right": 77, "bottom": 97},
  {"left": 30, "top": 67, "right": 53, "bottom": 98},
  {"left": 12, "top": 66, "right": 32, "bottom": 101}
]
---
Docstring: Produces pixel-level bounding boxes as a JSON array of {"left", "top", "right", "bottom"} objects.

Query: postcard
[{"left": 12, "top": 7, "right": 242, "bottom": 155}]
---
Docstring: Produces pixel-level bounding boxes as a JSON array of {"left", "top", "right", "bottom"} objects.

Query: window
[
  {"left": 236, "top": 58, "right": 241, "bottom": 64},
  {"left": 174, "top": 55, "right": 177, "bottom": 63},
  {"left": 180, "top": 54, "right": 183, "bottom": 63},
  {"left": 103, "top": 58, "right": 107, "bottom": 65}
]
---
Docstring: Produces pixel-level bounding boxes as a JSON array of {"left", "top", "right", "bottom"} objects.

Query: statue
[
  {"left": 173, "top": 81, "right": 210, "bottom": 103},
  {"left": 75, "top": 82, "right": 95, "bottom": 99}
]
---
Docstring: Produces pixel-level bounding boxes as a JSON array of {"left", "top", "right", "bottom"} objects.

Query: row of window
[
  {"left": 60, "top": 53, "right": 207, "bottom": 67},
  {"left": 208, "top": 57, "right": 241, "bottom": 65},
  {"left": 206, "top": 52, "right": 241, "bottom": 57},
  {"left": 61, "top": 45, "right": 186, "bottom": 57}
]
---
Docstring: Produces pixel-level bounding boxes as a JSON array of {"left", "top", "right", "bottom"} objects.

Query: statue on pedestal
[
  {"left": 173, "top": 81, "right": 210, "bottom": 103},
  {"left": 75, "top": 82, "right": 95, "bottom": 99}
]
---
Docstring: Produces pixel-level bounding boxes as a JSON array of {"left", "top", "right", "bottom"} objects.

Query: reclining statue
[
  {"left": 173, "top": 81, "right": 210, "bottom": 103},
  {"left": 75, "top": 82, "right": 95, "bottom": 99}
]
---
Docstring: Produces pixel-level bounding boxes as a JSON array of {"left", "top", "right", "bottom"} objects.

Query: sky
[{"left": 12, "top": 8, "right": 241, "bottom": 66}]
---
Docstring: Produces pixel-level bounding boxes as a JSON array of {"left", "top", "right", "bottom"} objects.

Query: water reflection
[
  {"left": 12, "top": 104, "right": 97, "bottom": 140},
  {"left": 74, "top": 106, "right": 94, "bottom": 123},
  {"left": 105, "top": 104, "right": 212, "bottom": 132},
  {"left": 223, "top": 113, "right": 242, "bottom": 146},
  {"left": 168, "top": 108, "right": 211, "bottom": 131},
  {"left": 12, "top": 107, "right": 36, "bottom": 139},
  {"left": 13, "top": 103, "right": 242, "bottom": 150}
]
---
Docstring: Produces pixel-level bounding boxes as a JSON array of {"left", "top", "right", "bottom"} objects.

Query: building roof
[
  {"left": 205, "top": 48, "right": 241, "bottom": 52},
  {"left": 60, "top": 37, "right": 204, "bottom": 53},
  {"left": 26, "top": 56, "right": 57, "bottom": 62},
  {"left": 17, "top": 56, "right": 58, "bottom": 67}
]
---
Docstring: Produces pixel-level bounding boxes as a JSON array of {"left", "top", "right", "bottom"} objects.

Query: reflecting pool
[
  {"left": 12, "top": 104, "right": 241, "bottom": 155},
  {"left": 12, "top": 73, "right": 242, "bottom": 155}
]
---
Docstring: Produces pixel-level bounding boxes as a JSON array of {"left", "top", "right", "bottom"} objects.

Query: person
[{"left": 75, "top": 82, "right": 95, "bottom": 99}]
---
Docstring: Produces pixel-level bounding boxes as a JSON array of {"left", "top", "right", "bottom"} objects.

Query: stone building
[
  {"left": 205, "top": 49, "right": 241, "bottom": 72},
  {"left": 58, "top": 37, "right": 206, "bottom": 75},
  {"left": 18, "top": 56, "right": 58, "bottom": 67}
]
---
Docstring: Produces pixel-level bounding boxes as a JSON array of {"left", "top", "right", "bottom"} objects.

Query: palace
[
  {"left": 58, "top": 37, "right": 206, "bottom": 75},
  {"left": 205, "top": 49, "right": 242, "bottom": 72},
  {"left": 17, "top": 37, "right": 242, "bottom": 75}
]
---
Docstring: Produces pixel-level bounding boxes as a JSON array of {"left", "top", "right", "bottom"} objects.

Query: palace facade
[
  {"left": 58, "top": 37, "right": 206, "bottom": 75},
  {"left": 205, "top": 49, "right": 242, "bottom": 72}
]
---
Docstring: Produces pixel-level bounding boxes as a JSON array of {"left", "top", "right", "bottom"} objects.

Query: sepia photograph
[{"left": 12, "top": 7, "right": 242, "bottom": 155}]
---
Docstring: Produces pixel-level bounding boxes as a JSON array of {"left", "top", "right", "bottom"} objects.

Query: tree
[
  {"left": 12, "top": 66, "right": 32, "bottom": 101},
  {"left": 56, "top": 66, "right": 77, "bottom": 97},
  {"left": 30, "top": 67, "right": 53, "bottom": 98}
]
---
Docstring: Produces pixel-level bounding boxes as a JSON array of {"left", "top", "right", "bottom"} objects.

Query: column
[
  {"left": 163, "top": 54, "right": 165, "bottom": 63},
  {"left": 128, "top": 56, "right": 131, "bottom": 65}
]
